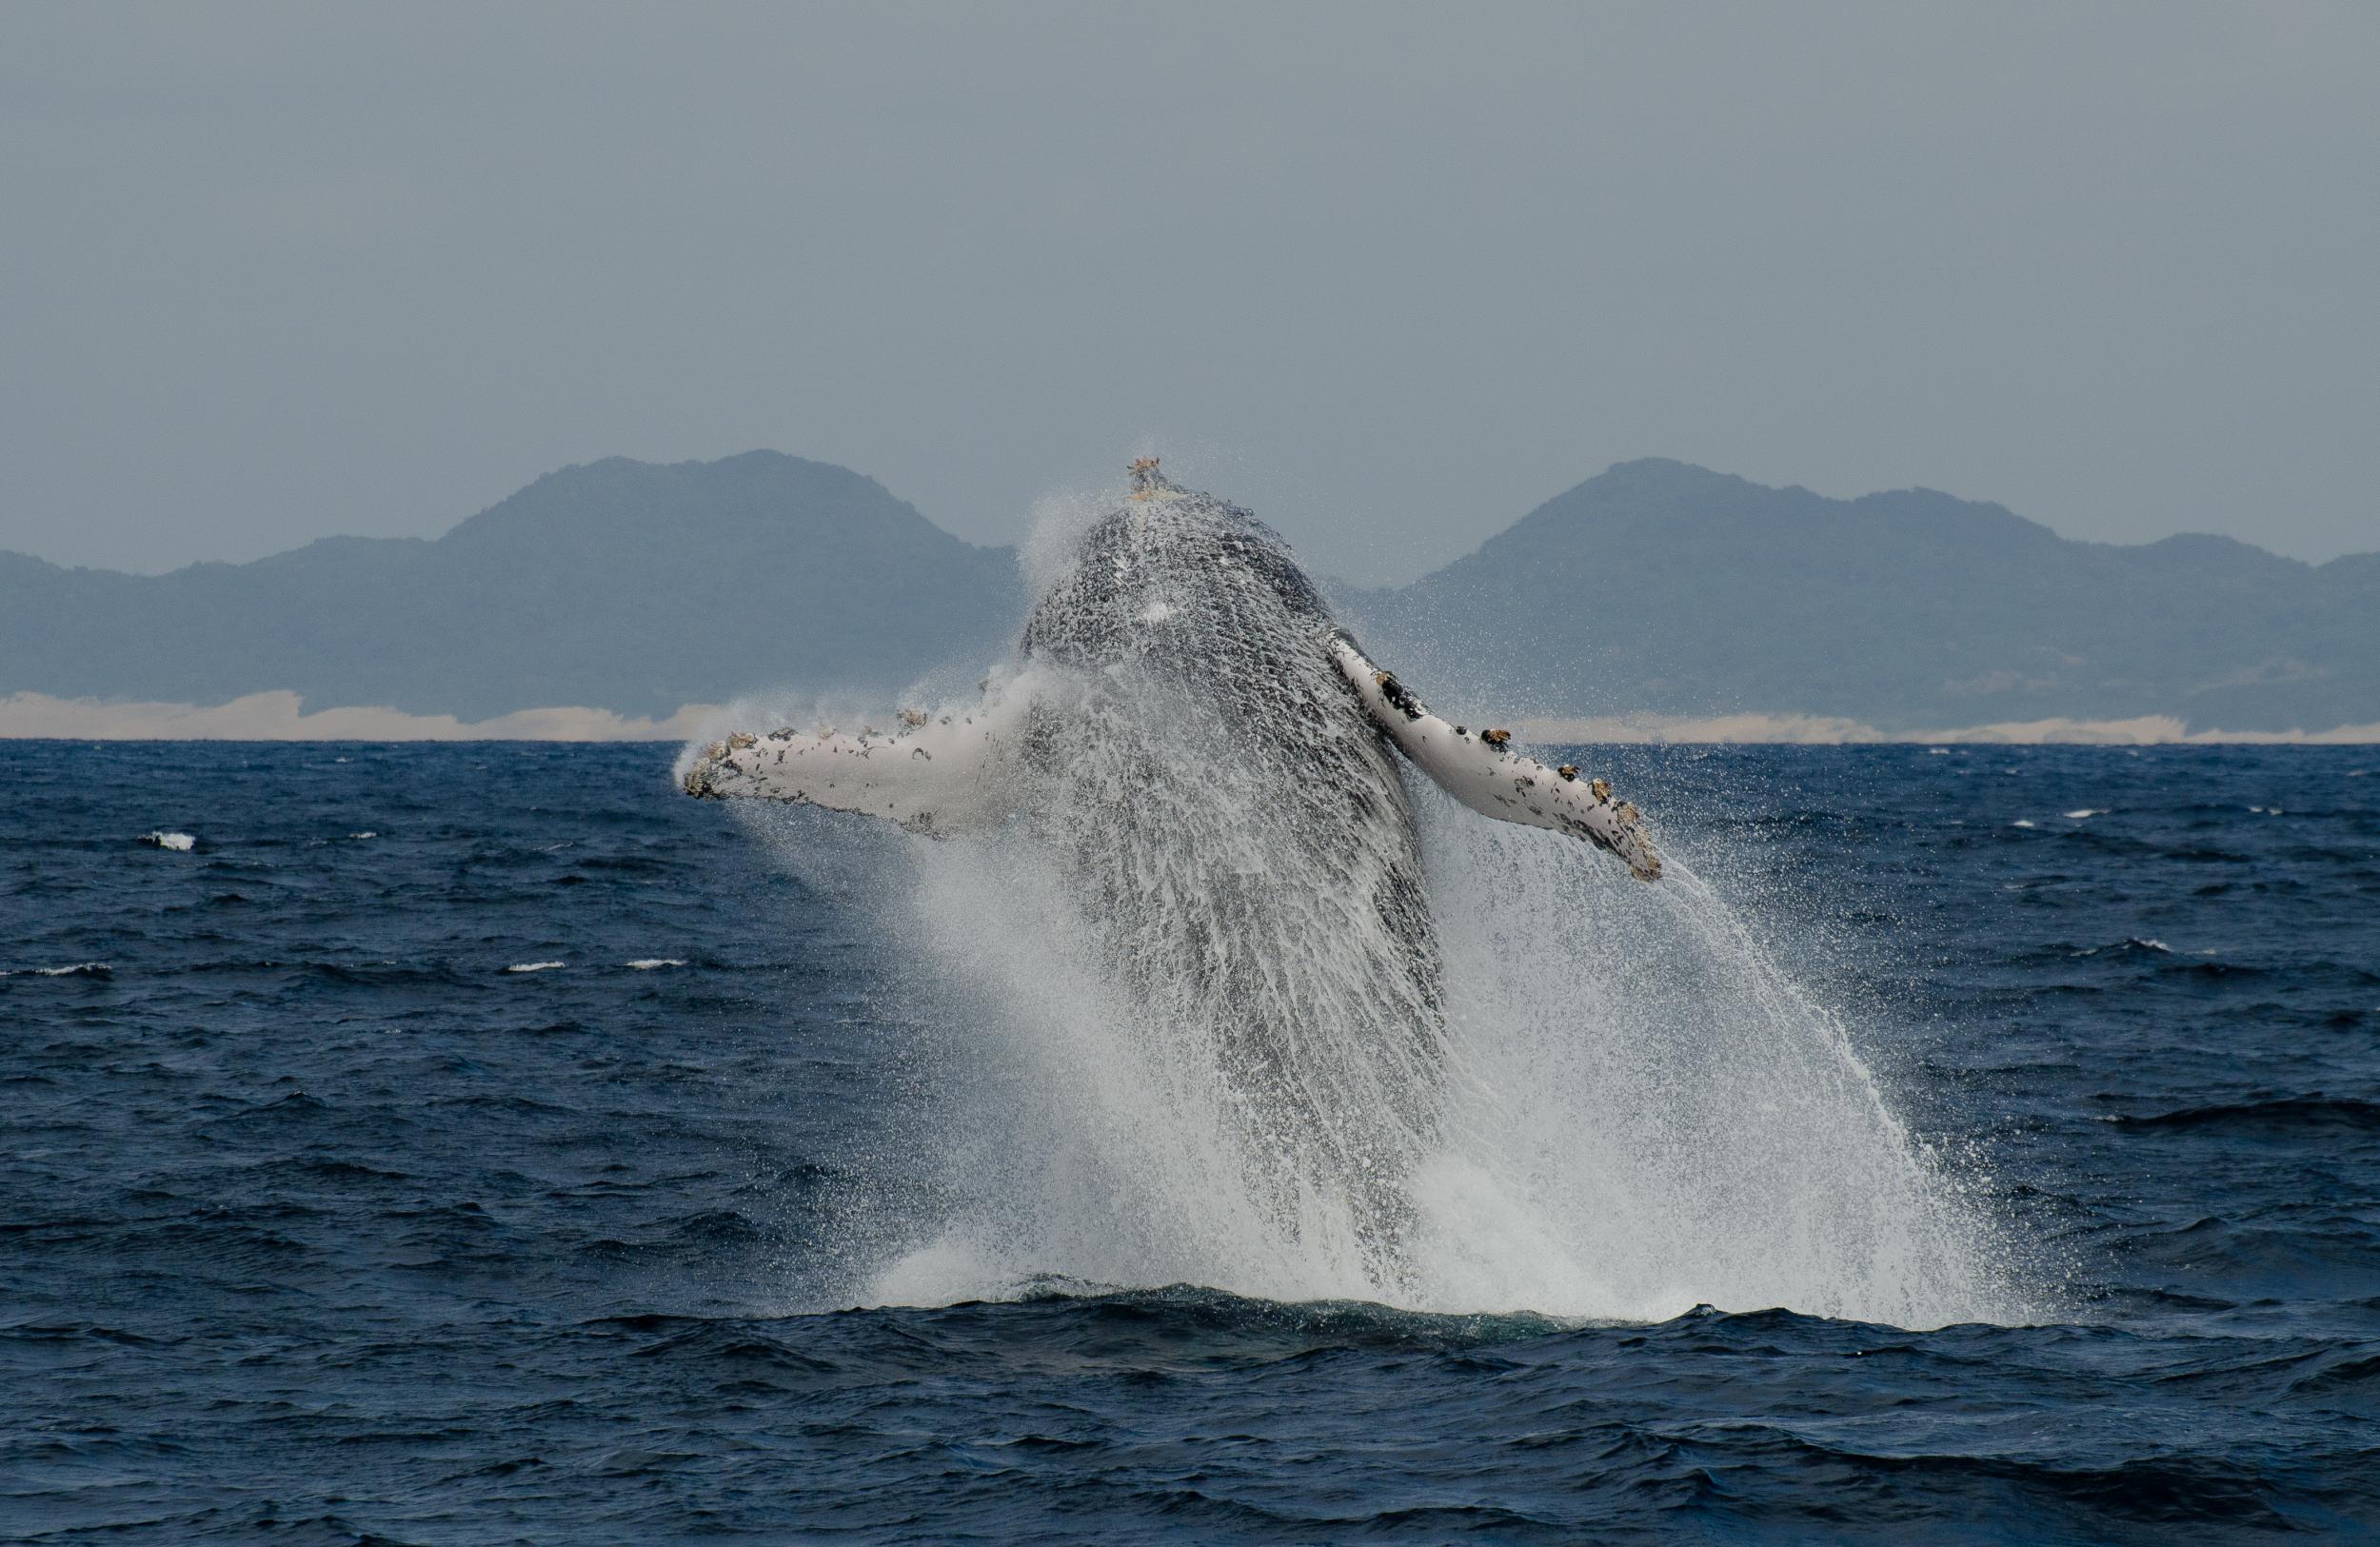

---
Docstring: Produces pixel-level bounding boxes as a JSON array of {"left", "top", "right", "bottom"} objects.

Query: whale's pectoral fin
[
  {"left": 1326, "top": 629, "right": 1661, "bottom": 881},
  {"left": 680, "top": 694, "right": 1026, "bottom": 838}
]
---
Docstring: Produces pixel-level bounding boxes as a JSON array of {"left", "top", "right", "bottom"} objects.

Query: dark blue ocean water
[{"left": 4, "top": 740, "right": 2377, "bottom": 1543}]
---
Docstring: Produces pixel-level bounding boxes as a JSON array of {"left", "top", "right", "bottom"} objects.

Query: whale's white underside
[
  {"left": 684, "top": 690, "right": 1032, "bottom": 836},
  {"left": 1325, "top": 632, "right": 1660, "bottom": 880}
]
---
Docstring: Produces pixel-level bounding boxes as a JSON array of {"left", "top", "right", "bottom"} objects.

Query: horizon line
[{"left": 4, "top": 691, "right": 2375, "bottom": 748}]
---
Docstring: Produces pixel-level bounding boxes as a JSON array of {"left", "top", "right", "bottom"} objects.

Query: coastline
[
  {"left": 0, "top": 691, "right": 723, "bottom": 743},
  {"left": 1511, "top": 712, "right": 2380, "bottom": 747},
  {"left": 4, "top": 690, "right": 2376, "bottom": 745}
]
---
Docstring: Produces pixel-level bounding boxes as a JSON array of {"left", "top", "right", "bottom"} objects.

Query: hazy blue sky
[{"left": 4, "top": 2, "right": 2374, "bottom": 585}]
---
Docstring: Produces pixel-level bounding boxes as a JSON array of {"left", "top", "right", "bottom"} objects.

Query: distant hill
[
  {"left": 1347, "top": 459, "right": 2380, "bottom": 734},
  {"left": 0, "top": 452, "right": 1022, "bottom": 720},
  {"left": 3, "top": 452, "right": 2372, "bottom": 734}
]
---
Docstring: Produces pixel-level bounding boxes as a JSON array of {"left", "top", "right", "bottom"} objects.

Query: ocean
[{"left": 4, "top": 739, "right": 2376, "bottom": 1542}]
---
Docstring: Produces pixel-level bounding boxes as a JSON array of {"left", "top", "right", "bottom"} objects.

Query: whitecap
[
  {"left": 2063, "top": 809, "right": 2103, "bottom": 820},
  {"left": 2010, "top": 819, "right": 2036, "bottom": 828},
  {"left": 348, "top": 831, "right": 378, "bottom": 841},
  {"left": 142, "top": 831, "right": 196, "bottom": 851},
  {"left": 505, "top": 961, "right": 565, "bottom": 973},
  {"left": 625, "top": 959, "right": 686, "bottom": 970},
  {"left": 1926, "top": 747, "right": 1950, "bottom": 755},
  {"left": 25, "top": 962, "right": 112, "bottom": 977}
]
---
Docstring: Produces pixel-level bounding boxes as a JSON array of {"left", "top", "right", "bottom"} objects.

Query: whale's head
[{"left": 1021, "top": 460, "right": 1335, "bottom": 671}]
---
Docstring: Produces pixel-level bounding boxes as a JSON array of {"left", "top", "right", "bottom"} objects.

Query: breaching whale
[{"left": 684, "top": 459, "right": 1659, "bottom": 1279}]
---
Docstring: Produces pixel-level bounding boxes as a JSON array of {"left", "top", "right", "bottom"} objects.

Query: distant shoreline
[
  {"left": 1511, "top": 713, "right": 2380, "bottom": 747},
  {"left": 0, "top": 691, "right": 724, "bottom": 744},
  {"left": 4, "top": 691, "right": 2376, "bottom": 746}
]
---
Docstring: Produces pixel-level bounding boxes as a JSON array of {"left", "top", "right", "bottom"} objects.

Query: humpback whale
[{"left": 684, "top": 460, "right": 1659, "bottom": 1279}]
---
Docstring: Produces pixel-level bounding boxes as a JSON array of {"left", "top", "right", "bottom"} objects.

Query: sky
[{"left": 2, "top": 2, "right": 2375, "bottom": 587}]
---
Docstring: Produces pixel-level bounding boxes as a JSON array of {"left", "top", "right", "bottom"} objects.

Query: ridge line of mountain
[
  {"left": 2, "top": 450, "right": 2372, "bottom": 732},
  {"left": 4, "top": 452, "right": 2367, "bottom": 584}
]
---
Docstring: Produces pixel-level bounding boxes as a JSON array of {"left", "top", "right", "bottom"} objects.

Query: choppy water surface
[{"left": 4, "top": 741, "right": 2377, "bottom": 1541}]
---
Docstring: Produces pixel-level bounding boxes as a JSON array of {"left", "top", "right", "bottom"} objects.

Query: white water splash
[
  {"left": 741, "top": 487, "right": 2025, "bottom": 1330},
  {"left": 814, "top": 785, "right": 2022, "bottom": 1330},
  {"left": 1407, "top": 801, "right": 2012, "bottom": 1326}
]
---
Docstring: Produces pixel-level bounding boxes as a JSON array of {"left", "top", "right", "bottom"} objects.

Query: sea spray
[
  {"left": 727, "top": 485, "right": 2024, "bottom": 1327},
  {"left": 1408, "top": 790, "right": 2020, "bottom": 1326},
  {"left": 791, "top": 781, "right": 2025, "bottom": 1327}
]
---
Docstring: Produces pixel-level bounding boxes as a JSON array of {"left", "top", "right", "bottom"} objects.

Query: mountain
[
  {"left": 3, "top": 453, "right": 2372, "bottom": 734},
  {"left": 0, "top": 452, "right": 1022, "bottom": 720},
  {"left": 1346, "top": 460, "right": 2379, "bottom": 733}
]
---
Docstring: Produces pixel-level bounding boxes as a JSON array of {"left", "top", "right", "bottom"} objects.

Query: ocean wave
[
  {"left": 842, "top": 1278, "right": 1587, "bottom": 1352},
  {"left": 625, "top": 958, "right": 686, "bottom": 970},
  {"left": 2289, "top": 1351, "right": 2380, "bottom": 1396},
  {"left": 2157, "top": 958, "right": 2269, "bottom": 981},
  {"left": 506, "top": 961, "right": 566, "bottom": 973},
  {"left": 2113, "top": 1098, "right": 2380, "bottom": 1135},
  {"left": 141, "top": 830, "right": 196, "bottom": 851}
]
